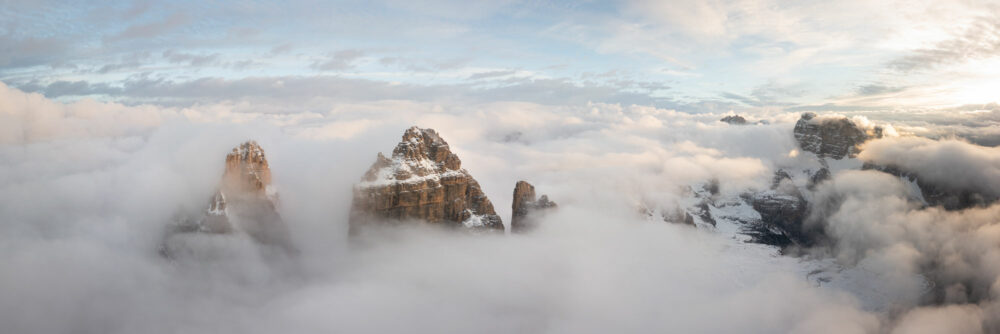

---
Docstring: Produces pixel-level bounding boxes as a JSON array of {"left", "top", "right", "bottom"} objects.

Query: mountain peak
[
  {"left": 793, "top": 113, "right": 870, "bottom": 159},
  {"left": 351, "top": 126, "right": 503, "bottom": 233},
  {"left": 361, "top": 127, "right": 463, "bottom": 185},
  {"left": 390, "top": 126, "right": 462, "bottom": 171}
]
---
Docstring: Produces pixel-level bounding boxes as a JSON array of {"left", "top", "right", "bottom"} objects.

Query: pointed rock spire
[{"left": 511, "top": 181, "right": 557, "bottom": 233}]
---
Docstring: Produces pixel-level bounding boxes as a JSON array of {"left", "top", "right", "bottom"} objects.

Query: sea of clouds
[{"left": 1, "top": 81, "right": 999, "bottom": 333}]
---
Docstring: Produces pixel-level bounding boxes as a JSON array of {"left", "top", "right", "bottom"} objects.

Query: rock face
[
  {"left": 511, "top": 181, "right": 557, "bottom": 233},
  {"left": 720, "top": 115, "right": 748, "bottom": 125},
  {"left": 747, "top": 191, "right": 807, "bottom": 248},
  {"left": 744, "top": 169, "right": 814, "bottom": 249},
  {"left": 165, "top": 141, "right": 292, "bottom": 252},
  {"left": 793, "top": 112, "right": 869, "bottom": 159},
  {"left": 350, "top": 126, "right": 503, "bottom": 233}
]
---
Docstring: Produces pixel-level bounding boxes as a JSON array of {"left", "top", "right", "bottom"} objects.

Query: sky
[{"left": 2, "top": 0, "right": 1000, "bottom": 112}]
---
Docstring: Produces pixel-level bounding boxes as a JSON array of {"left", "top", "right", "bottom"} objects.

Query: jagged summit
[
  {"left": 351, "top": 126, "right": 503, "bottom": 233},
  {"left": 511, "top": 181, "right": 557, "bottom": 233},
  {"left": 360, "top": 127, "right": 464, "bottom": 187}
]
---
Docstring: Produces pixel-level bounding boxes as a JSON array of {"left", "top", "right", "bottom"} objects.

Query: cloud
[
  {"left": 855, "top": 84, "right": 906, "bottom": 96},
  {"left": 7, "top": 81, "right": 1000, "bottom": 332},
  {"left": 720, "top": 81, "right": 805, "bottom": 107},
  {"left": 0, "top": 33, "right": 69, "bottom": 68},
  {"left": 468, "top": 69, "right": 517, "bottom": 80},
  {"left": 0, "top": 81, "right": 169, "bottom": 145},
  {"left": 623, "top": 0, "right": 729, "bottom": 38},
  {"left": 891, "top": 305, "right": 985, "bottom": 334},
  {"left": 0, "top": 83, "right": 901, "bottom": 333},
  {"left": 799, "top": 136, "right": 1000, "bottom": 329},
  {"left": 3, "top": 0, "right": 997, "bottom": 114},
  {"left": 859, "top": 137, "right": 1000, "bottom": 198},
  {"left": 888, "top": 15, "right": 1000, "bottom": 72},
  {"left": 162, "top": 50, "right": 221, "bottom": 67},
  {"left": 105, "top": 12, "right": 190, "bottom": 42},
  {"left": 311, "top": 50, "right": 366, "bottom": 71},
  {"left": 7, "top": 75, "right": 684, "bottom": 111},
  {"left": 379, "top": 55, "right": 473, "bottom": 72},
  {"left": 269, "top": 43, "right": 294, "bottom": 55}
]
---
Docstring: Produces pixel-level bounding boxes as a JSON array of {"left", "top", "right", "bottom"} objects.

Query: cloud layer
[
  {"left": 0, "top": 82, "right": 894, "bottom": 334},
  {"left": 1, "top": 68, "right": 999, "bottom": 333}
]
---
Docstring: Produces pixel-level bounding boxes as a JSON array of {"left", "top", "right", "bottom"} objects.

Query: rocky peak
[
  {"left": 391, "top": 126, "right": 462, "bottom": 172},
  {"left": 793, "top": 112, "right": 869, "bottom": 159},
  {"left": 163, "top": 141, "right": 292, "bottom": 255},
  {"left": 720, "top": 115, "right": 748, "bottom": 125},
  {"left": 351, "top": 127, "right": 503, "bottom": 233},
  {"left": 361, "top": 127, "right": 464, "bottom": 184},
  {"left": 511, "top": 181, "right": 557, "bottom": 233}
]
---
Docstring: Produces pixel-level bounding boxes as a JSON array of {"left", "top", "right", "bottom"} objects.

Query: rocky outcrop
[
  {"left": 863, "top": 163, "right": 998, "bottom": 210},
  {"left": 720, "top": 115, "right": 748, "bottom": 125},
  {"left": 691, "top": 201, "right": 716, "bottom": 226},
  {"left": 743, "top": 168, "right": 818, "bottom": 249},
  {"left": 511, "top": 181, "right": 557, "bottom": 233},
  {"left": 164, "top": 141, "right": 293, "bottom": 253},
  {"left": 350, "top": 126, "right": 503, "bottom": 233},
  {"left": 793, "top": 112, "right": 870, "bottom": 159},
  {"left": 747, "top": 191, "right": 808, "bottom": 248}
]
